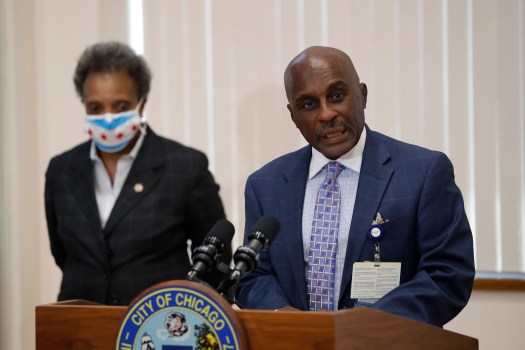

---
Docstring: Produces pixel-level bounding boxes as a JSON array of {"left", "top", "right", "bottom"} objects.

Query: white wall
[
  {"left": 1, "top": 0, "right": 40, "bottom": 349},
  {"left": 445, "top": 290, "right": 525, "bottom": 350},
  {"left": 1, "top": 0, "right": 524, "bottom": 349}
]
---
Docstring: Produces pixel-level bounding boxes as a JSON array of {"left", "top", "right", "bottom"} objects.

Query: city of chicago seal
[{"left": 115, "top": 281, "right": 245, "bottom": 350}]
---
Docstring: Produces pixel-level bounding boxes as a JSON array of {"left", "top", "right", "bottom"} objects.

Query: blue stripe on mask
[
  {"left": 88, "top": 114, "right": 134, "bottom": 130},
  {"left": 93, "top": 139, "right": 130, "bottom": 153}
]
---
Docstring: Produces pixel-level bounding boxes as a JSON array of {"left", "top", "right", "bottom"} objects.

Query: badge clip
[{"left": 369, "top": 212, "right": 387, "bottom": 265}]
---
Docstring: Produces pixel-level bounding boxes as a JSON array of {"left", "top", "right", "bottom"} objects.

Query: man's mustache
[{"left": 315, "top": 119, "right": 350, "bottom": 137}]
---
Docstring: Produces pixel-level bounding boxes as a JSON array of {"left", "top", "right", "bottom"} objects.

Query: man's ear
[
  {"left": 360, "top": 83, "right": 368, "bottom": 109},
  {"left": 287, "top": 104, "right": 298, "bottom": 127}
]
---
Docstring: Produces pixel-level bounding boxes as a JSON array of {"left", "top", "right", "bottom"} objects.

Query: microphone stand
[
  {"left": 215, "top": 264, "right": 245, "bottom": 309},
  {"left": 186, "top": 261, "right": 244, "bottom": 309},
  {"left": 186, "top": 271, "right": 215, "bottom": 290}
]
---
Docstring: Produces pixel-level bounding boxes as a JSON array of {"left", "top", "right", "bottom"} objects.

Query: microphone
[
  {"left": 187, "top": 219, "right": 235, "bottom": 281},
  {"left": 217, "top": 216, "right": 280, "bottom": 295}
]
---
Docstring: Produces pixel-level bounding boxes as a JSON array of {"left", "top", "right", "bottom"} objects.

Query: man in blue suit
[{"left": 236, "top": 46, "right": 474, "bottom": 327}]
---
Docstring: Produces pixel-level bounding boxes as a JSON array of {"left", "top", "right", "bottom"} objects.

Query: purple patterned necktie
[{"left": 307, "top": 161, "right": 344, "bottom": 311}]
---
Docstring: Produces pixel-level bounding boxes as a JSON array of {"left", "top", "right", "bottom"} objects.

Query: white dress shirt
[
  {"left": 90, "top": 130, "right": 146, "bottom": 228},
  {"left": 302, "top": 127, "right": 366, "bottom": 308}
]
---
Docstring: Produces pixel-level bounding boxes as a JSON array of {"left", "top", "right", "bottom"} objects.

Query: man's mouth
[
  {"left": 319, "top": 127, "right": 347, "bottom": 140},
  {"left": 325, "top": 131, "right": 344, "bottom": 139},
  {"left": 316, "top": 119, "right": 350, "bottom": 141}
]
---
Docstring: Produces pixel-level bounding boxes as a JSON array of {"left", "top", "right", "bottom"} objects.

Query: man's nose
[{"left": 318, "top": 101, "right": 337, "bottom": 122}]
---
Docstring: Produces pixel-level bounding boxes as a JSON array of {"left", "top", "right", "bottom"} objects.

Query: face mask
[{"left": 84, "top": 99, "right": 146, "bottom": 153}]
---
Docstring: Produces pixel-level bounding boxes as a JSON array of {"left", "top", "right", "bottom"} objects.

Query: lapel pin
[
  {"left": 134, "top": 183, "right": 144, "bottom": 193},
  {"left": 372, "top": 212, "right": 385, "bottom": 225}
]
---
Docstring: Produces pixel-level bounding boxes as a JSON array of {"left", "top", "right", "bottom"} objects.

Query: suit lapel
[
  {"left": 340, "top": 128, "right": 393, "bottom": 299},
  {"left": 103, "top": 131, "right": 164, "bottom": 235},
  {"left": 68, "top": 143, "right": 103, "bottom": 236},
  {"left": 282, "top": 146, "right": 311, "bottom": 309}
]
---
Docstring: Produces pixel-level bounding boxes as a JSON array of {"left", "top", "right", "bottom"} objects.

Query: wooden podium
[{"left": 36, "top": 299, "right": 478, "bottom": 350}]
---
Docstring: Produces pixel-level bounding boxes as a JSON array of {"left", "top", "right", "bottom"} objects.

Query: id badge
[{"left": 350, "top": 262, "right": 401, "bottom": 301}]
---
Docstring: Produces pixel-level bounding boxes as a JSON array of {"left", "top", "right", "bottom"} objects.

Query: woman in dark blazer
[{"left": 45, "top": 41, "right": 231, "bottom": 306}]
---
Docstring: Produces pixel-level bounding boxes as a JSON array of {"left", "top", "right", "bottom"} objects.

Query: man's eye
[
  {"left": 302, "top": 100, "right": 315, "bottom": 110},
  {"left": 331, "top": 92, "right": 344, "bottom": 101}
]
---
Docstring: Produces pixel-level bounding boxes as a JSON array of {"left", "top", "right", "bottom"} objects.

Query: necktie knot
[{"left": 326, "top": 162, "right": 344, "bottom": 180}]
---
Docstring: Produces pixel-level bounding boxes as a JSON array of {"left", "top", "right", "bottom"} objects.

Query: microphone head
[
  {"left": 205, "top": 219, "right": 235, "bottom": 244},
  {"left": 249, "top": 216, "right": 280, "bottom": 244},
  {"left": 189, "top": 219, "right": 234, "bottom": 280}
]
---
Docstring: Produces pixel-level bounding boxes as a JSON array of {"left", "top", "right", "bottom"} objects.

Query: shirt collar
[
  {"left": 90, "top": 127, "right": 147, "bottom": 162},
  {"left": 308, "top": 126, "right": 367, "bottom": 179}
]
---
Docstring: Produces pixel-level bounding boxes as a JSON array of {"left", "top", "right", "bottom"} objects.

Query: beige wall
[
  {"left": 1, "top": 0, "right": 524, "bottom": 349},
  {"left": 445, "top": 290, "right": 525, "bottom": 350}
]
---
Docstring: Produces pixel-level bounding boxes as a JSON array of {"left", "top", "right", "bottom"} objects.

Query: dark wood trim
[{"left": 474, "top": 278, "right": 525, "bottom": 291}]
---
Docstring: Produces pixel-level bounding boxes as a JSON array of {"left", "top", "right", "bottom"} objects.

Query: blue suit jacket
[{"left": 236, "top": 125, "right": 474, "bottom": 327}]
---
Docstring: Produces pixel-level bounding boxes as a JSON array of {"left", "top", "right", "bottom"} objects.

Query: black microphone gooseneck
[
  {"left": 217, "top": 216, "right": 280, "bottom": 298},
  {"left": 187, "top": 219, "right": 235, "bottom": 282}
]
